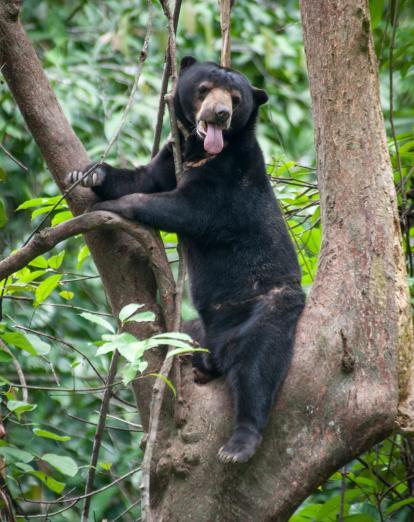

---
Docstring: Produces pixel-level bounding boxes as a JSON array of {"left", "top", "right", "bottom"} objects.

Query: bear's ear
[
  {"left": 252, "top": 87, "right": 269, "bottom": 106},
  {"left": 180, "top": 56, "right": 198, "bottom": 74}
]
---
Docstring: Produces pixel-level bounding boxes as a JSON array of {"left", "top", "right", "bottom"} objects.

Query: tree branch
[
  {"left": 0, "top": 211, "right": 175, "bottom": 327},
  {"left": 81, "top": 351, "right": 120, "bottom": 521},
  {"left": 219, "top": 0, "right": 233, "bottom": 67},
  {"left": 0, "top": 0, "right": 172, "bottom": 430}
]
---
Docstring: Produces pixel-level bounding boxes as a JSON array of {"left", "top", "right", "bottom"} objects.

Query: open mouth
[{"left": 196, "top": 121, "right": 228, "bottom": 155}]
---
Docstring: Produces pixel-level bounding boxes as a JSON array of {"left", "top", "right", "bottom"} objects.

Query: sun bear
[{"left": 68, "top": 56, "right": 305, "bottom": 463}]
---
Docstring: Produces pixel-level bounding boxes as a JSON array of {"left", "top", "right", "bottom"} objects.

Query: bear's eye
[
  {"left": 232, "top": 94, "right": 241, "bottom": 108},
  {"left": 198, "top": 85, "right": 210, "bottom": 98}
]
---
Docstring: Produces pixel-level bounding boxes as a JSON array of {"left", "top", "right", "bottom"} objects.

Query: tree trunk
[
  {"left": 0, "top": 0, "right": 413, "bottom": 520},
  {"left": 148, "top": 1, "right": 413, "bottom": 520}
]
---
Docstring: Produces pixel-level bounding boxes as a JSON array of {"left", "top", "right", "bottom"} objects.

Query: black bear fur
[{"left": 67, "top": 57, "right": 305, "bottom": 463}]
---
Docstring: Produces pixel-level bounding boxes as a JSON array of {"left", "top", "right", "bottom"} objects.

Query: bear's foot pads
[{"left": 218, "top": 426, "right": 262, "bottom": 464}]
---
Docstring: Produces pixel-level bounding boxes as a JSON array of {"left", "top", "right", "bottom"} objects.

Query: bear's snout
[{"left": 197, "top": 88, "right": 233, "bottom": 129}]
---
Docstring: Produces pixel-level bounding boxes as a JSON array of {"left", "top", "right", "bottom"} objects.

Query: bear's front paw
[{"left": 66, "top": 164, "right": 107, "bottom": 188}]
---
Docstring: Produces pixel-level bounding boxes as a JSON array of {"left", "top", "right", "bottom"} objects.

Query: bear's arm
[
  {"left": 91, "top": 188, "right": 209, "bottom": 237},
  {"left": 68, "top": 142, "right": 176, "bottom": 200}
]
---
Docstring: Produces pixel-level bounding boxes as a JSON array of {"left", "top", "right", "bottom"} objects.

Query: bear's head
[{"left": 175, "top": 56, "right": 268, "bottom": 155}]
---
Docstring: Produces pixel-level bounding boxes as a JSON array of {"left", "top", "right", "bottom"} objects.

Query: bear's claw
[
  {"left": 217, "top": 430, "right": 262, "bottom": 464},
  {"left": 66, "top": 166, "right": 106, "bottom": 188}
]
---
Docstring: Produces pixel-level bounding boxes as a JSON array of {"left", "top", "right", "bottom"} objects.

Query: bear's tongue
[{"left": 204, "top": 123, "right": 224, "bottom": 155}]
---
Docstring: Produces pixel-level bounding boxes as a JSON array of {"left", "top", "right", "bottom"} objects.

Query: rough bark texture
[
  {"left": 0, "top": 0, "right": 170, "bottom": 429},
  {"left": 147, "top": 1, "right": 413, "bottom": 521},
  {"left": 0, "top": 0, "right": 413, "bottom": 520}
]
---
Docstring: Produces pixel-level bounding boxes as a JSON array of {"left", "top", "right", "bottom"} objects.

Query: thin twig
[
  {"left": 0, "top": 471, "right": 18, "bottom": 522},
  {"left": 5, "top": 297, "right": 112, "bottom": 316},
  {"left": 5, "top": 381, "right": 123, "bottom": 393},
  {"left": 12, "top": 323, "right": 105, "bottom": 382},
  {"left": 16, "top": 500, "right": 78, "bottom": 519},
  {"left": 338, "top": 465, "right": 347, "bottom": 522},
  {"left": 151, "top": 0, "right": 182, "bottom": 158},
  {"left": 18, "top": 466, "right": 141, "bottom": 506},
  {"left": 65, "top": 0, "right": 87, "bottom": 23},
  {"left": 220, "top": 0, "right": 233, "bottom": 67},
  {"left": 81, "top": 351, "right": 120, "bottom": 521},
  {"left": 0, "top": 339, "right": 28, "bottom": 402},
  {"left": 113, "top": 498, "right": 141, "bottom": 521},
  {"left": 102, "top": 0, "right": 152, "bottom": 158},
  {"left": 0, "top": 142, "right": 28, "bottom": 171},
  {"left": 66, "top": 413, "right": 142, "bottom": 433},
  {"left": 357, "top": 457, "right": 414, "bottom": 512},
  {"left": 389, "top": 0, "right": 403, "bottom": 200},
  {"left": 141, "top": 2, "right": 184, "bottom": 520}
]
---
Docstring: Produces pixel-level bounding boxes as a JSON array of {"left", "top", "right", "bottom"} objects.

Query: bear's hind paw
[{"left": 218, "top": 429, "right": 262, "bottom": 464}]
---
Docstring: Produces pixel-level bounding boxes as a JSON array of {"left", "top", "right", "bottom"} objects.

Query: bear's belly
[{"left": 184, "top": 238, "right": 288, "bottom": 313}]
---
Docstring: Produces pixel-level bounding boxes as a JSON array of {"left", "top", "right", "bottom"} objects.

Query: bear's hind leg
[{"left": 218, "top": 322, "right": 296, "bottom": 464}]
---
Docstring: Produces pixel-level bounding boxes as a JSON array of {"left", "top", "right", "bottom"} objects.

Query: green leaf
[
  {"left": 25, "top": 334, "right": 50, "bottom": 355},
  {"left": 99, "top": 462, "right": 113, "bottom": 471},
  {"left": 0, "top": 167, "right": 6, "bottom": 181},
  {"left": 121, "top": 360, "right": 147, "bottom": 385},
  {"left": 15, "top": 462, "right": 34, "bottom": 473},
  {"left": 17, "top": 196, "right": 64, "bottom": 211},
  {"left": 30, "top": 471, "right": 65, "bottom": 494},
  {"left": 31, "top": 205, "right": 55, "bottom": 220},
  {"left": 33, "top": 428, "right": 71, "bottom": 442},
  {"left": 17, "top": 197, "right": 47, "bottom": 210},
  {"left": 59, "top": 290, "right": 74, "bottom": 300},
  {"left": 41, "top": 453, "right": 78, "bottom": 477},
  {"left": 48, "top": 251, "right": 65, "bottom": 269},
  {"left": 166, "top": 347, "right": 209, "bottom": 358},
  {"left": 147, "top": 373, "right": 176, "bottom": 396},
  {"left": 119, "top": 303, "right": 144, "bottom": 323},
  {"left": 0, "top": 446, "right": 34, "bottom": 464},
  {"left": 52, "top": 210, "right": 73, "bottom": 226},
  {"left": 1, "top": 332, "right": 37, "bottom": 355},
  {"left": 7, "top": 400, "right": 37, "bottom": 418},
  {"left": 148, "top": 338, "right": 196, "bottom": 351},
  {"left": 77, "top": 244, "right": 90, "bottom": 269},
  {"left": 344, "top": 513, "right": 377, "bottom": 522},
  {"left": 97, "top": 333, "right": 141, "bottom": 360},
  {"left": 0, "top": 199, "right": 8, "bottom": 228},
  {"left": 0, "top": 349, "right": 12, "bottom": 363},
  {"left": 34, "top": 274, "right": 62, "bottom": 306},
  {"left": 117, "top": 341, "right": 147, "bottom": 363},
  {"left": 80, "top": 312, "right": 115, "bottom": 333},
  {"left": 16, "top": 269, "right": 46, "bottom": 283},
  {"left": 386, "top": 497, "right": 414, "bottom": 515},
  {"left": 369, "top": 0, "right": 384, "bottom": 29},
  {"left": 124, "top": 311, "right": 156, "bottom": 324},
  {"left": 152, "top": 332, "right": 193, "bottom": 342},
  {"left": 314, "top": 490, "right": 361, "bottom": 521},
  {"left": 29, "top": 255, "right": 49, "bottom": 269}
]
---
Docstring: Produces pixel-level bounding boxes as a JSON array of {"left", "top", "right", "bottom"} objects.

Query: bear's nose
[{"left": 215, "top": 105, "right": 231, "bottom": 123}]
